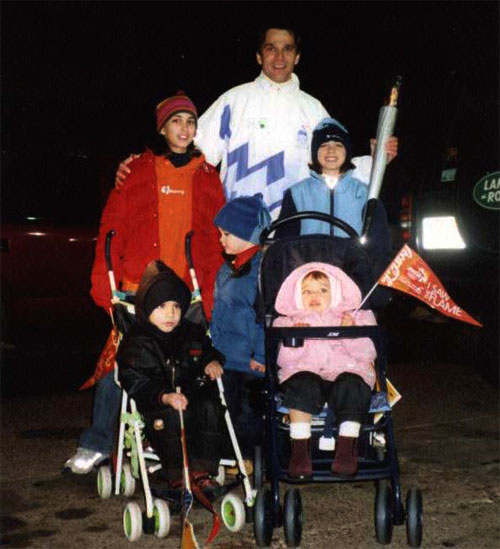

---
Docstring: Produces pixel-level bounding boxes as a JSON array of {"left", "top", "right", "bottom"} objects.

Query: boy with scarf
[{"left": 210, "top": 195, "right": 271, "bottom": 469}]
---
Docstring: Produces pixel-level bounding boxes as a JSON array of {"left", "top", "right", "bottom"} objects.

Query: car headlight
[{"left": 422, "top": 216, "right": 466, "bottom": 249}]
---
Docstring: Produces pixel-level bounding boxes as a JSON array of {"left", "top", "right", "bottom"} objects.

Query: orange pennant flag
[
  {"left": 79, "top": 326, "right": 120, "bottom": 390},
  {"left": 379, "top": 244, "right": 482, "bottom": 327}
]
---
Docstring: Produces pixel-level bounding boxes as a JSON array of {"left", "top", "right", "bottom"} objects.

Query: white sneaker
[
  {"left": 225, "top": 459, "right": 253, "bottom": 476},
  {"left": 63, "top": 448, "right": 107, "bottom": 474}
]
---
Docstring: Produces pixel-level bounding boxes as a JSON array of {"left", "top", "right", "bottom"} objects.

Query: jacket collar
[
  {"left": 233, "top": 245, "right": 260, "bottom": 271},
  {"left": 309, "top": 169, "right": 355, "bottom": 195},
  {"left": 255, "top": 72, "right": 300, "bottom": 94},
  {"left": 142, "top": 148, "right": 206, "bottom": 169},
  {"left": 158, "top": 152, "right": 205, "bottom": 171},
  {"left": 223, "top": 245, "right": 260, "bottom": 276}
]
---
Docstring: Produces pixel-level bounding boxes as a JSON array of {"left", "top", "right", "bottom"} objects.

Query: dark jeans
[
  {"left": 222, "top": 370, "right": 264, "bottom": 459},
  {"left": 142, "top": 383, "right": 226, "bottom": 482},
  {"left": 281, "top": 371, "right": 371, "bottom": 425},
  {"left": 79, "top": 370, "right": 122, "bottom": 454}
]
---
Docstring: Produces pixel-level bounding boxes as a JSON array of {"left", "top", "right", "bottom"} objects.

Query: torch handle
[{"left": 362, "top": 76, "right": 402, "bottom": 238}]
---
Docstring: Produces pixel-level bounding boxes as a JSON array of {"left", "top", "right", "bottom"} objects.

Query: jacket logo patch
[
  {"left": 297, "top": 126, "right": 308, "bottom": 148},
  {"left": 160, "top": 185, "right": 185, "bottom": 195},
  {"left": 189, "top": 349, "right": 202, "bottom": 356}
]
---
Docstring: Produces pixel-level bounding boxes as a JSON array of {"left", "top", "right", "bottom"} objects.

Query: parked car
[
  {"left": 403, "top": 73, "right": 499, "bottom": 383},
  {"left": 1, "top": 149, "right": 109, "bottom": 356}
]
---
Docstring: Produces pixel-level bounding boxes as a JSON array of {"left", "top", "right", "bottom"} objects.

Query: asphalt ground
[{"left": 1, "top": 315, "right": 499, "bottom": 548}]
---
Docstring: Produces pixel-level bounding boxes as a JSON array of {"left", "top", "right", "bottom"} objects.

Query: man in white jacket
[
  {"left": 116, "top": 25, "right": 393, "bottom": 219},
  {"left": 195, "top": 26, "right": 374, "bottom": 218}
]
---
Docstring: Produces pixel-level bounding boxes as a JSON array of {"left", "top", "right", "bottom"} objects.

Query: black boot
[{"left": 288, "top": 438, "right": 312, "bottom": 479}]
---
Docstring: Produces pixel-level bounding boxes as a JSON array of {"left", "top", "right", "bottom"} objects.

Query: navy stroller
[{"left": 252, "top": 212, "right": 423, "bottom": 548}]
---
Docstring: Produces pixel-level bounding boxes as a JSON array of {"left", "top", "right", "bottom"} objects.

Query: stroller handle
[
  {"left": 185, "top": 230, "right": 195, "bottom": 269},
  {"left": 261, "top": 211, "right": 359, "bottom": 242},
  {"left": 105, "top": 230, "right": 116, "bottom": 273}
]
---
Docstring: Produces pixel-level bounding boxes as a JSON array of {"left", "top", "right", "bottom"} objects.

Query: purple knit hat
[{"left": 155, "top": 91, "right": 198, "bottom": 131}]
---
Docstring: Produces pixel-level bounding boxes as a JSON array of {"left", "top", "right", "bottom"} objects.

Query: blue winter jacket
[
  {"left": 277, "top": 169, "right": 392, "bottom": 307},
  {"left": 289, "top": 170, "right": 367, "bottom": 236},
  {"left": 210, "top": 251, "right": 265, "bottom": 376}
]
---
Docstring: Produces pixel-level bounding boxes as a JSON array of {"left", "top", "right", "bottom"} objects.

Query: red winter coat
[{"left": 90, "top": 150, "right": 225, "bottom": 319}]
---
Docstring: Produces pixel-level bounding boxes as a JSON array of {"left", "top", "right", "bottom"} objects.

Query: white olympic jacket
[{"left": 196, "top": 72, "right": 372, "bottom": 218}]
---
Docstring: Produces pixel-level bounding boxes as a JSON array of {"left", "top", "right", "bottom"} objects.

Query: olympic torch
[{"left": 361, "top": 76, "right": 402, "bottom": 237}]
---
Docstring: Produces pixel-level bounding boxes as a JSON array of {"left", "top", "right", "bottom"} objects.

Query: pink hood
[
  {"left": 273, "top": 262, "right": 377, "bottom": 388},
  {"left": 275, "top": 262, "right": 362, "bottom": 316}
]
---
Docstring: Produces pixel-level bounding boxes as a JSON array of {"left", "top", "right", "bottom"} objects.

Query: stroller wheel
[
  {"left": 120, "top": 462, "right": 136, "bottom": 497},
  {"left": 283, "top": 488, "right": 303, "bottom": 548},
  {"left": 123, "top": 501, "right": 142, "bottom": 541},
  {"left": 406, "top": 488, "right": 423, "bottom": 547},
  {"left": 97, "top": 465, "right": 113, "bottom": 499},
  {"left": 374, "top": 480, "right": 393, "bottom": 544},
  {"left": 153, "top": 498, "right": 171, "bottom": 538},
  {"left": 221, "top": 493, "right": 246, "bottom": 532},
  {"left": 253, "top": 488, "right": 274, "bottom": 547}
]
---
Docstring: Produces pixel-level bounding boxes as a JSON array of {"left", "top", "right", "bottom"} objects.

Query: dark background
[
  {"left": 1, "top": 1, "right": 499, "bottom": 391},
  {"left": 2, "top": 1, "right": 499, "bottom": 203}
]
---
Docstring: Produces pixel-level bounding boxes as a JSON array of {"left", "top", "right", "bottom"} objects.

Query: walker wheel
[
  {"left": 253, "top": 487, "right": 274, "bottom": 547},
  {"left": 283, "top": 488, "right": 303, "bottom": 548},
  {"left": 221, "top": 493, "right": 246, "bottom": 532},
  {"left": 374, "top": 480, "right": 393, "bottom": 544},
  {"left": 97, "top": 464, "right": 113, "bottom": 499},
  {"left": 153, "top": 498, "right": 171, "bottom": 538},
  {"left": 406, "top": 488, "right": 423, "bottom": 547},
  {"left": 123, "top": 501, "right": 142, "bottom": 541},
  {"left": 120, "top": 462, "right": 136, "bottom": 497}
]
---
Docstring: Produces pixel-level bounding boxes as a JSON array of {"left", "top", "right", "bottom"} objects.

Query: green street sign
[{"left": 473, "top": 171, "right": 500, "bottom": 210}]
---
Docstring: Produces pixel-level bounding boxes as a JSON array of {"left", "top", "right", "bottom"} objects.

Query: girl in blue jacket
[
  {"left": 210, "top": 194, "right": 271, "bottom": 466},
  {"left": 277, "top": 118, "right": 392, "bottom": 291}
]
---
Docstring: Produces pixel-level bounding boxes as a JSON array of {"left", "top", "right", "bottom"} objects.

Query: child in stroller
[
  {"left": 274, "top": 261, "right": 377, "bottom": 478},
  {"left": 116, "top": 260, "right": 226, "bottom": 487},
  {"left": 98, "top": 246, "right": 256, "bottom": 543},
  {"left": 252, "top": 218, "right": 422, "bottom": 548}
]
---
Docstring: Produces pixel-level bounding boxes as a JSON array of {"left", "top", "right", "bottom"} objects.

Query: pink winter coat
[{"left": 273, "top": 262, "right": 377, "bottom": 389}]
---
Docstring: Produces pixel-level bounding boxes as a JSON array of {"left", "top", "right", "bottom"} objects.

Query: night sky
[{"left": 2, "top": 1, "right": 499, "bottom": 199}]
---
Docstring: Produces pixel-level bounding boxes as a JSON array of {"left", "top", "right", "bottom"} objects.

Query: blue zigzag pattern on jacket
[
  {"left": 227, "top": 143, "right": 285, "bottom": 186},
  {"left": 220, "top": 105, "right": 232, "bottom": 139},
  {"left": 219, "top": 104, "right": 285, "bottom": 188}
]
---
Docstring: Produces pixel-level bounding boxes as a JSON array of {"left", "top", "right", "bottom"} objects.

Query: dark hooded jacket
[{"left": 117, "top": 261, "right": 224, "bottom": 412}]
